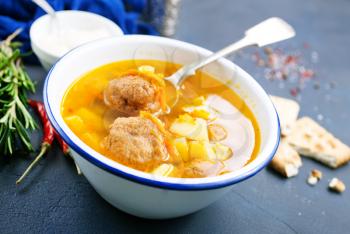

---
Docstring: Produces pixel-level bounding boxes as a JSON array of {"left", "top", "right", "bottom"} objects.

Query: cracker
[
  {"left": 270, "top": 140, "right": 302, "bottom": 177},
  {"left": 270, "top": 95, "right": 300, "bottom": 136},
  {"left": 286, "top": 117, "right": 350, "bottom": 168}
]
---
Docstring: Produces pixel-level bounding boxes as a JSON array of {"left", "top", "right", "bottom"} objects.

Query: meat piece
[
  {"left": 103, "top": 117, "right": 168, "bottom": 171},
  {"left": 104, "top": 75, "right": 160, "bottom": 116},
  {"left": 208, "top": 124, "right": 227, "bottom": 142},
  {"left": 182, "top": 159, "right": 223, "bottom": 178}
]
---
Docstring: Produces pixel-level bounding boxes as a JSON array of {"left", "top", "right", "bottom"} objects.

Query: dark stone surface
[{"left": 1, "top": 0, "right": 349, "bottom": 233}]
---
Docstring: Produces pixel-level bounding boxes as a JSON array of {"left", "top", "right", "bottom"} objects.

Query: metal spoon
[
  {"left": 164, "top": 17, "right": 295, "bottom": 108},
  {"left": 32, "top": 0, "right": 56, "bottom": 17}
]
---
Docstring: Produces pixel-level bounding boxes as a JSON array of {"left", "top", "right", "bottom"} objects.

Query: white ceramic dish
[
  {"left": 30, "top": 10, "right": 124, "bottom": 71},
  {"left": 43, "top": 35, "right": 280, "bottom": 219}
]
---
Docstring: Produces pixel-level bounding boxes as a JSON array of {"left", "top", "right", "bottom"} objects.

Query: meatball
[
  {"left": 104, "top": 75, "right": 161, "bottom": 116},
  {"left": 103, "top": 117, "right": 168, "bottom": 171},
  {"left": 182, "top": 159, "right": 223, "bottom": 178}
]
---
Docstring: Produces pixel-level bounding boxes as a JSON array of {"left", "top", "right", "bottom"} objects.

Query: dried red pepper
[
  {"left": 16, "top": 99, "right": 82, "bottom": 184},
  {"left": 16, "top": 100, "right": 55, "bottom": 184},
  {"left": 53, "top": 130, "right": 81, "bottom": 174},
  {"left": 54, "top": 131, "right": 69, "bottom": 155}
]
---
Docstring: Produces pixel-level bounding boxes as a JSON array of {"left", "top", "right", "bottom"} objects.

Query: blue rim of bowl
[{"left": 43, "top": 38, "right": 280, "bottom": 191}]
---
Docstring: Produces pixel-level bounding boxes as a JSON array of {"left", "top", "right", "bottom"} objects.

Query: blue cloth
[{"left": 0, "top": 0, "right": 158, "bottom": 54}]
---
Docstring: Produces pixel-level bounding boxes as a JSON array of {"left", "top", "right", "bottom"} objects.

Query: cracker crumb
[
  {"left": 311, "top": 169, "right": 322, "bottom": 180},
  {"left": 307, "top": 176, "right": 318, "bottom": 186},
  {"left": 329, "top": 178, "right": 346, "bottom": 193},
  {"left": 307, "top": 169, "right": 322, "bottom": 186}
]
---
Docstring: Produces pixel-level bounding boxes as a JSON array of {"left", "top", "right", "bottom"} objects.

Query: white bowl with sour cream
[
  {"left": 30, "top": 10, "right": 124, "bottom": 70},
  {"left": 44, "top": 35, "right": 280, "bottom": 219}
]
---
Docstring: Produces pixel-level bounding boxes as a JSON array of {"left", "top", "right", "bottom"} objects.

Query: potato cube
[
  {"left": 64, "top": 115, "right": 86, "bottom": 133},
  {"left": 189, "top": 141, "right": 216, "bottom": 161},
  {"left": 183, "top": 105, "right": 212, "bottom": 120},
  {"left": 152, "top": 163, "right": 174, "bottom": 177},
  {"left": 170, "top": 115, "right": 209, "bottom": 141},
  {"left": 81, "top": 132, "right": 101, "bottom": 150},
  {"left": 192, "top": 96, "right": 206, "bottom": 105},
  {"left": 174, "top": 137, "right": 189, "bottom": 162},
  {"left": 76, "top": 108, "right": 103, "bottom": 130},
  {"left": 138, "top": 65, "right": 155, "bottom": 73}
]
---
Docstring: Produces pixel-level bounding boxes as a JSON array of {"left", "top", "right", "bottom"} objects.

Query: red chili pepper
[
  {"left": 16, "top": 100, "right": 55, "bottom": 184},
  {"left": 28, "top": 100, "right": 54, "bottom": 145},
  {"left": 54, "top": 131, "right": 69, "bottom": 155},
  {"left": 54, "top": 130, "right": 82, "bottom": 174},
  {"left": 53, "top": 130, "right": 81, "bottom": 174},
  {"left": 17, "top": 100, "right": 82, "bottom": 183}
]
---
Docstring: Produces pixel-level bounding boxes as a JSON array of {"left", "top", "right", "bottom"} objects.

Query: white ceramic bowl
[
  {"left": 44, "top": 35, "right": 280, "bottom": 219},
  {"left": 30, "top": 10, "right": 124, "bottom": 71}
]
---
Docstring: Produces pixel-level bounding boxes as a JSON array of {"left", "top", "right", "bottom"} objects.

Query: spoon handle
[
  {"left": 32, "top": 0, "right": 56, "bottom": 16},
  {"left": 166, "top": 17, "right": 295, "bottom": 87},
  {"left": 167, "top": 37, "right": 254, "bottom": 86},
  {"left": 188, "top": 37, "right": 254, "bottom": 74}
]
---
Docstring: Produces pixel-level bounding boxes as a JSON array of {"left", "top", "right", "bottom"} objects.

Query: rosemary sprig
[{"left": 0, "top": 29, "right": 36, "bottom": 156}]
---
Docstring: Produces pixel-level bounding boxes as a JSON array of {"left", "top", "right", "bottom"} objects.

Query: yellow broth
[{"left": 61, "top": 60, "right": 261, "bottom": 177}]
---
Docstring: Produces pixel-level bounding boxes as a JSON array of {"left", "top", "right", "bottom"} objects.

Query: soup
[{"left": 61, "top": 60, "right": 260, "bottom": 178}]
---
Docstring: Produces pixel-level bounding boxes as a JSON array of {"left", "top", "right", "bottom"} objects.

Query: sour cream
[
  {"left": 36, "top": 20, "right": 115, "bottom": 57},
  {"left": 30, "top": 11, "right": 123, "bottom": 70}
]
